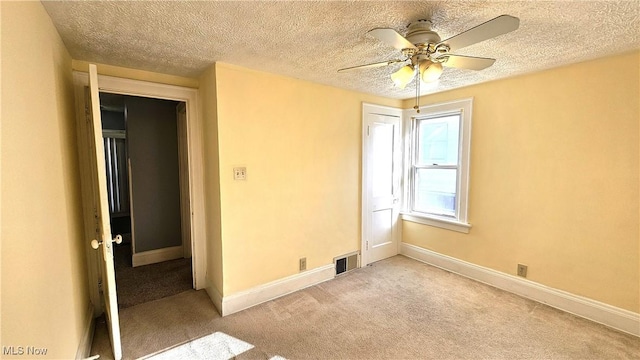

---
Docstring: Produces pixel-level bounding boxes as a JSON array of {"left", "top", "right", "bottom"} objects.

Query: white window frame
[{"left": 402, "top": 98, "right": 473, "bottom": 233}]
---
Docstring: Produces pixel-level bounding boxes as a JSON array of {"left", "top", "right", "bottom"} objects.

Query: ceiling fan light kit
[
  {"left": 339, "top": 15, "right": 520, "bottom": 111},
  {"left": 390, "top": 59, "right": 442, "bottom": 90},
  {"left": 391, "top": 65, "right": 416, "bottom": 89},
  {"left": 419, "top": 60, "right": 443, "bottom": 83}
]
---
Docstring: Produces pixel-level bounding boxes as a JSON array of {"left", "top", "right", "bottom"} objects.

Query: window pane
[
  {"left": 414, "top": 168, "right": 457, "bottom": 216},
  {"left": 417, "top": 115, "right": 460, "bottom": 165}
]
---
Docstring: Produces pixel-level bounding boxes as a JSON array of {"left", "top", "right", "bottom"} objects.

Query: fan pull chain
[{"left": 414, "top": 68, "right": 420, "bottom": 113}]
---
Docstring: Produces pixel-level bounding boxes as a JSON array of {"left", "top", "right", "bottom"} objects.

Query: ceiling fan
[{"left": 339, "top": 15, "right": 520, "bottom": 111}]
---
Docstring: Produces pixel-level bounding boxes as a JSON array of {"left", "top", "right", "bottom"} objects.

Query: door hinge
[
  {"left": 366, "top": 241, "right": 369, "bottom": 250},
  {"left": 93, "top": 207, "right": 100, "bottom": 234},
  {"left": 85, "top": 103, "right": 91, "bottom": 123},
  {"left": 367, "top": 125, "right": 370, "bottom": 136}
]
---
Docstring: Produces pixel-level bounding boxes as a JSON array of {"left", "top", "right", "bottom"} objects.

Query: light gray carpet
[{"left": 91, "top": 255, "right": 640, "bottom": 359}]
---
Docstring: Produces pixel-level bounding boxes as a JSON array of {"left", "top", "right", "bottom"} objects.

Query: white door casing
[
  {"left": 73, "top": 67, "right": 206, "bottom": 301},
  {"left": 87, "top": 64, "right": 123, "bottom": 360},
  {"left": 177, "top": 102, "right": 193, "bottom": 261},
  {"left": 362, "top": 103, "right": 403, "bottom": 266}
]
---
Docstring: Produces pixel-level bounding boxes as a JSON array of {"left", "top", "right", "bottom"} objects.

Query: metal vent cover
[{"left": 335, "top": 252, "right": 359, "bottom": 275}]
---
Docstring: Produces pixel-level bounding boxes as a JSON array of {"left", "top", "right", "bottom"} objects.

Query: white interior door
[
  {"left": 87, "top": 64, "right": 123, "bottom": 360},
  {"left": 362, "top": 104, "right": 402, "bottom": 266}
]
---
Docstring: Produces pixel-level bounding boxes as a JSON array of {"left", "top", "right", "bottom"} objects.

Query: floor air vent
[{"left": 334, "top": 252, "right": 359, "bottom": 275}]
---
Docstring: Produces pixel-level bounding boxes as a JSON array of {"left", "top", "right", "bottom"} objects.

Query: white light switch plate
[{"left": 233, "top": 167, "right": 246, "bottom": 180}]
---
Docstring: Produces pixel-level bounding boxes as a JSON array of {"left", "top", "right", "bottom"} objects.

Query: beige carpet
[
  {"left": 142, "top": 332, "right": 258, "bottom": 359},
  {"left": 114, "top": 243, "right": 193, "bottom": 309},
  {"left": 91, "top": 255, "right": 640, "bottom": 359}
]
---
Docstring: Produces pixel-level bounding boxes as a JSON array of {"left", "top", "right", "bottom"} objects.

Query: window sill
[{"left": 401, "top": 213, "right": 471, "bottom": 234}]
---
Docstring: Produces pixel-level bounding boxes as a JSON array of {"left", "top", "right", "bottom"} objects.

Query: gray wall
[
  {"left": 126, "top": 96, "right": 182, "bottom": 252},
  {"left": 101, "top": 109, "right": 125, "bottom": 130}
]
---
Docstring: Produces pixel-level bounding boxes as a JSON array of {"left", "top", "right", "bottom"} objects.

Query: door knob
[{"left": 91, "top": 235, "right": 123, "bottom": 250}]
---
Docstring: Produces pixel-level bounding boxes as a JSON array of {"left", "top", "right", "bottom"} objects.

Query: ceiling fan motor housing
[
  {"left": 405, "top": 20, "right": 445, "bottom": 65},
  {"left": 406, "top": 20, "right": 441, "bottom": 47}
]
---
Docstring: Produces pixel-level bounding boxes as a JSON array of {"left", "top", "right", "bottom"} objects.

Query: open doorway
[
  {"left": 74, "top": 69, "right": 207, "bottom": 358},
  {"left": 100, "top": 92, "right": 193, "bottom": 308}
]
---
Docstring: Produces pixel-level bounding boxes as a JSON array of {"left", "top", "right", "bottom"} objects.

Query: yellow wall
[
  {"left": 199, "top": 64, "right": 224, "bottom": 297},
  {"left": 402, "top": 52, "right": 639, "bottom": 312},
  {"left": 214, "top": 63, "right": 402, "bottom": 295},
  {"left": 1, "top": 2, "right": 90, "bottom": 357},
  {"left": 2, "top": 7, "right": 634, "bottom": 357}
]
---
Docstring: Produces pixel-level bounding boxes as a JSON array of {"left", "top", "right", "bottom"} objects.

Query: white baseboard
[
  {"left": 221, "top": 264, "right": 335, "bottom": 316},
  {"left": 132, "top": 245, "right": 183, "bottom": 267},
  {"left": 205, "top": 277, "right": 223, "bottom": 316},
  {"left": 75, "top": 303, "right": 96, "bottom": 359},
  {"left": 401, "top": 242, "right": 640, "bottom": 337}
]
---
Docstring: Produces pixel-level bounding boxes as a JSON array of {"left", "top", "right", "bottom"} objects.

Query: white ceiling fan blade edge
[
  {"left": 442, "top": 55, "right": 496, "bottom": 70},
  {"left": 368, "top": 28, "right": 417, "bottom": 50},
  {"left": 338, "top": 59, "right": 405, "bottom": 73},
  {"left": 438, "top": 15, "right": 520, "bottom": 52}
]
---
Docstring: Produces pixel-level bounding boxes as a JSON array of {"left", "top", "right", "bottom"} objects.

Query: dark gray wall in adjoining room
[{"left": 126, "top": 96, "right": 182, "bottom": 253}]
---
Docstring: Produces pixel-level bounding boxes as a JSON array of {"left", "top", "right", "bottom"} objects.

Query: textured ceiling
[{"left": 42, "top": 1, "right": 640, "bottom": 99}]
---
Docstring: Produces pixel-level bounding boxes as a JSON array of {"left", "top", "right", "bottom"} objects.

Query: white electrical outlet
[{"left": 233, "top": 167, "right": 246, "bottom": 180}]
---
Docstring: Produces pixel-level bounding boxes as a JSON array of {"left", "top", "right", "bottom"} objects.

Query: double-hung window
[{"left": 404, "top": 98, "right": 472, "bottom": 233}]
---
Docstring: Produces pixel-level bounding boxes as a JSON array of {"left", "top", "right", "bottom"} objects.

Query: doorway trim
[{"left": 73, "top": 71, "right": 206, "bottom": 313}]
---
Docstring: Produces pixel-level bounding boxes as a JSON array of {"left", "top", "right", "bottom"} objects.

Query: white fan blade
[
  {"left": 368, "top": 28, "right": 417, "bottom": 50},
  {"left": 441, "top": 55, "right": 496, "bottom": 70},
  {"left": 438, "top": 15, "right": 520, "bottom": 52},
  {"left": 338, "top": 59, "right": 405, "bottom": 73}
]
